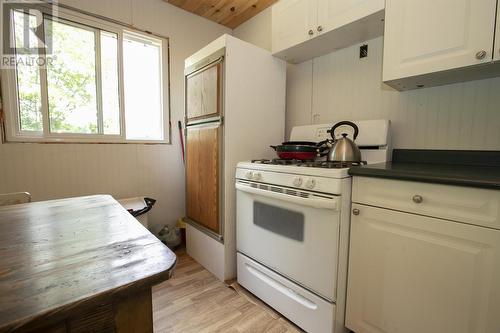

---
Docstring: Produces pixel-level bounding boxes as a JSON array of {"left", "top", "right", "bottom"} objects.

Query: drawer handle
[
  {"left": 352, "top": 208, "right": 360, "bottom": 215},
  {"left": 412, "top": 195, "right": 423, "bottom": 204},
  {"left": 245, "top": 264, "right": 318, "bottom": 310}
]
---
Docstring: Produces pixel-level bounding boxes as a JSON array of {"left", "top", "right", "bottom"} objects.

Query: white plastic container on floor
[{"left": 117, "top": 197, "right": 151, "bottom": 228}]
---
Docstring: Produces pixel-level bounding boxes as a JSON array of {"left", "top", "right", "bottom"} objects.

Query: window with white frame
[{"left": 1, "top": 5, "right": 170, "bottom": 143}]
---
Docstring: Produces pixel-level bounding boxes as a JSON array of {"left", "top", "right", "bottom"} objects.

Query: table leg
[{"left": 115, "top": 288, "right": 153, "bottom": 333}]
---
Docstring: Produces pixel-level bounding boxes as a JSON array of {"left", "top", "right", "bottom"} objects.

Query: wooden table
[{"left": 0, "top": 195, "right": 176, "bottom": 333}]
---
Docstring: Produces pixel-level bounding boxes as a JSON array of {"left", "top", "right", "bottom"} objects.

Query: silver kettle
[{"left": 326, "top": 121, "right": 362, "bottom": 162}]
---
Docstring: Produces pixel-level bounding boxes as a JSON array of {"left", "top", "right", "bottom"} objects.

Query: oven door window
[{"left": 253, "top": 201, "right": 304, "bottom": 242}]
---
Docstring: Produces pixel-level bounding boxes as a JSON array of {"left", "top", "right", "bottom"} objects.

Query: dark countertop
[
  {"left": 0, "top": 195, "right": 177, "bottom": 333},
  {"left": 349, "top": 161, "right": 500, "bottom": 189},
  {"left": 349, "top": 149, "right": 500, "bottom": 190}
]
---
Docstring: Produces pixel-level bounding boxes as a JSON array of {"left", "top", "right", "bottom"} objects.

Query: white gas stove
[{"left": 235, "top": 119, "right": 390, "bottom": 333}]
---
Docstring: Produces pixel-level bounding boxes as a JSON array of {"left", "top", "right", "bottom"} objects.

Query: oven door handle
[{"left": 236, "top": 183, "right": 339, "bottom": 210}]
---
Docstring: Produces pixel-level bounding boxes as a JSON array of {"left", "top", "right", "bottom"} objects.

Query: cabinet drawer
[
  {"left": 353, "top": 176, "right": 500, "bottom": 230},
  {"left": 237, "top": 253, "right": 335, "bottom": 333}
]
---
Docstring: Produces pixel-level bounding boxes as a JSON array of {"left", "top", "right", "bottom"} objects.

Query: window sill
[{"left": 3, "top": 137, "right": 171, "bottom": 145}]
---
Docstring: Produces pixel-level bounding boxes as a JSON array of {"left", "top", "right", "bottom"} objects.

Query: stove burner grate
[{"left": 251, "top": 159, "right": 367, "bottom": 168}]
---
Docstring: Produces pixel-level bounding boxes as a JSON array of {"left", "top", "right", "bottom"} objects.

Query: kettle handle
[{"left": 328, "top": 121, "right": 359, "bottom": 140}]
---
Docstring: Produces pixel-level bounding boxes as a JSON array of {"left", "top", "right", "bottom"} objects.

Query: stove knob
[
  {"left": 305, "top": 178, "right": 316, "bottom": 189},
  {"left": 253, "top": 172, "right": 262, "bottom": 181},
  {"left": 245, "top": 171, "right": 254, "bottom": 179},
  {"left": 293, "top": 177, "right": 303, "bottom": 187}
]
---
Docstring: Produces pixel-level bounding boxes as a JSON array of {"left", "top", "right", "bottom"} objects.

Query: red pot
[{"left": 270, "top": 144, "right": 325, "bottom": 160}]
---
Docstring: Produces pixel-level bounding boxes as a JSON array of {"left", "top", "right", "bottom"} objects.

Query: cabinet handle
[
  {"left": 308, "top": 29, "right": 314, "bottom": 36},
  {"left": 317, "top": 26, "right": 323, "bottom": 32},
  {"left": 475, "top": 50, "right": 487, "bottom": 60},
  {"left": 352, "top": 208, "right": 360, "bottom": 216},
  {"left": 412, "top": 195, "right": 423, "bottom": 204}
]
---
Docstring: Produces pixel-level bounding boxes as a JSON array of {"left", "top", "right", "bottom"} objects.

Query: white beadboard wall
[
  {"left": 234, "top": 14, "right": 500, "bottom": 150},
  {"left": 0, "top": 0, "right": 231, "bottom": 232},
  {"left": 294, "top": 37, "right": 500, "bottom": 150}
]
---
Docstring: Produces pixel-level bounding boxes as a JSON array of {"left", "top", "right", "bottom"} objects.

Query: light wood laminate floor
[{"left": 152, "top": 249, "right": 302, "bottom": 333}]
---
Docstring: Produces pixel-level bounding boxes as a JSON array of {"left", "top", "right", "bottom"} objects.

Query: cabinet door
[
  {"left": 495, "top": 5, "right": 500, "bottom": 62},
  {"left": 186, "top": 123, "right": 220, "bottom": 234},
  {"left": 317, "top": 0, "right": 384, "bottom": 34},
  {"left": 272, "top": 0, "right": 318, "bottom": 54},
  {"left": 186, "top": 63, "right": 221, "bottom": 122},
  {"left": 383, "top": 0, "right": 497, "bottom": 82},
  {"left": 346, "top": 204, "right": 500, "bottom": 333}
]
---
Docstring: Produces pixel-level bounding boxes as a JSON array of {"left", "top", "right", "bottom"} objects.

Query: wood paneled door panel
[
  {"left": 186, "top": 63, "right": 221, "bottom": 122},
  {"left": 186, "top": 123, "right": 220, "bottom": 234}
]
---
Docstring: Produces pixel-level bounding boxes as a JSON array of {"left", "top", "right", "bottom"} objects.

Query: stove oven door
[{"left": 236, "top": 180, "right": 341, "bottom": 301}]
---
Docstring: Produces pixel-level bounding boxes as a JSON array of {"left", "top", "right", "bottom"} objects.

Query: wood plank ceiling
[{"left": 165, "top": 0, "right": 278, "bottom": 29}]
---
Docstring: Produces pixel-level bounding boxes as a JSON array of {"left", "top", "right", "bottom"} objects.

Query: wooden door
[
  {"left": 271, "top": 0, "right": 318, "bottom": 54},
  {"left": 186, "top": 123, "right": 220, "bottom": 234},
  {"left": 317, "top": 0, "right": 384, "bottom": 35},
  {"left": 346, "top": 204, "right": 500, "bottom": 333},
  {"left": 383, "top": 0, "right": 497, "bottom": 82},
  {"left": 186, "top": 63, "right": 221, "bottom": 122}
]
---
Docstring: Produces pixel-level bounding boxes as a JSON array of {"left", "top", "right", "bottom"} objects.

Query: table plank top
[{"left": 0, "top": 195, "right": 176, "bottom": 332}]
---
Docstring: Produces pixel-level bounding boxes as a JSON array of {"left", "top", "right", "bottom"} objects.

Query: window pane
[
  {"left": 13, "top": 10, "right": 40, "bottom": 49},
  {"left": 101, "top": 31, "right": 120, "bottom": 135},
  {"left": 45, "top": 18, "right": 98, "bottom": 134},
  {"left": 13, "top": 11, "right": 43, "bottom": 132},
  {"left": 123, "top": 33, "right": 164, "bottom": 141}
]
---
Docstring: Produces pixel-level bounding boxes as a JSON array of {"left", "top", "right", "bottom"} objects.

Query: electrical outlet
[{"left": 360, "top": 44, "right": 368, "bottom": 58}]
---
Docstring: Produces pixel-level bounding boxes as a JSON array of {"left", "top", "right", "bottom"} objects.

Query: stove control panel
[
  {"left": 236, "top": 167, "right": 344, "bottom": 195},
  {"left": 245, "top": 171, "right": 265, "bottom": 181}
]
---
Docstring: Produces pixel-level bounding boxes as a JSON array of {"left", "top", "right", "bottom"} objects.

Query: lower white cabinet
[{"left": 346, "top": 203, "right": 500, "bottom": 333}]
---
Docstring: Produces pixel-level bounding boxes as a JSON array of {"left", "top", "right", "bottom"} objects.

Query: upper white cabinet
[
  {"left": 383, "top": 0, "right": 500, "bottom": 90},
  {"left": 272, "top": 0, "right": 385, "bottom": 63},
  {"left": 272, "top": 0, "right": 317, "bottom": 54},
  {"left": 317, "top": 0, "right": 385, "bottom": 35},
  {"left": 495, "top": 5, "right": 500, "bottom": 62}
]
